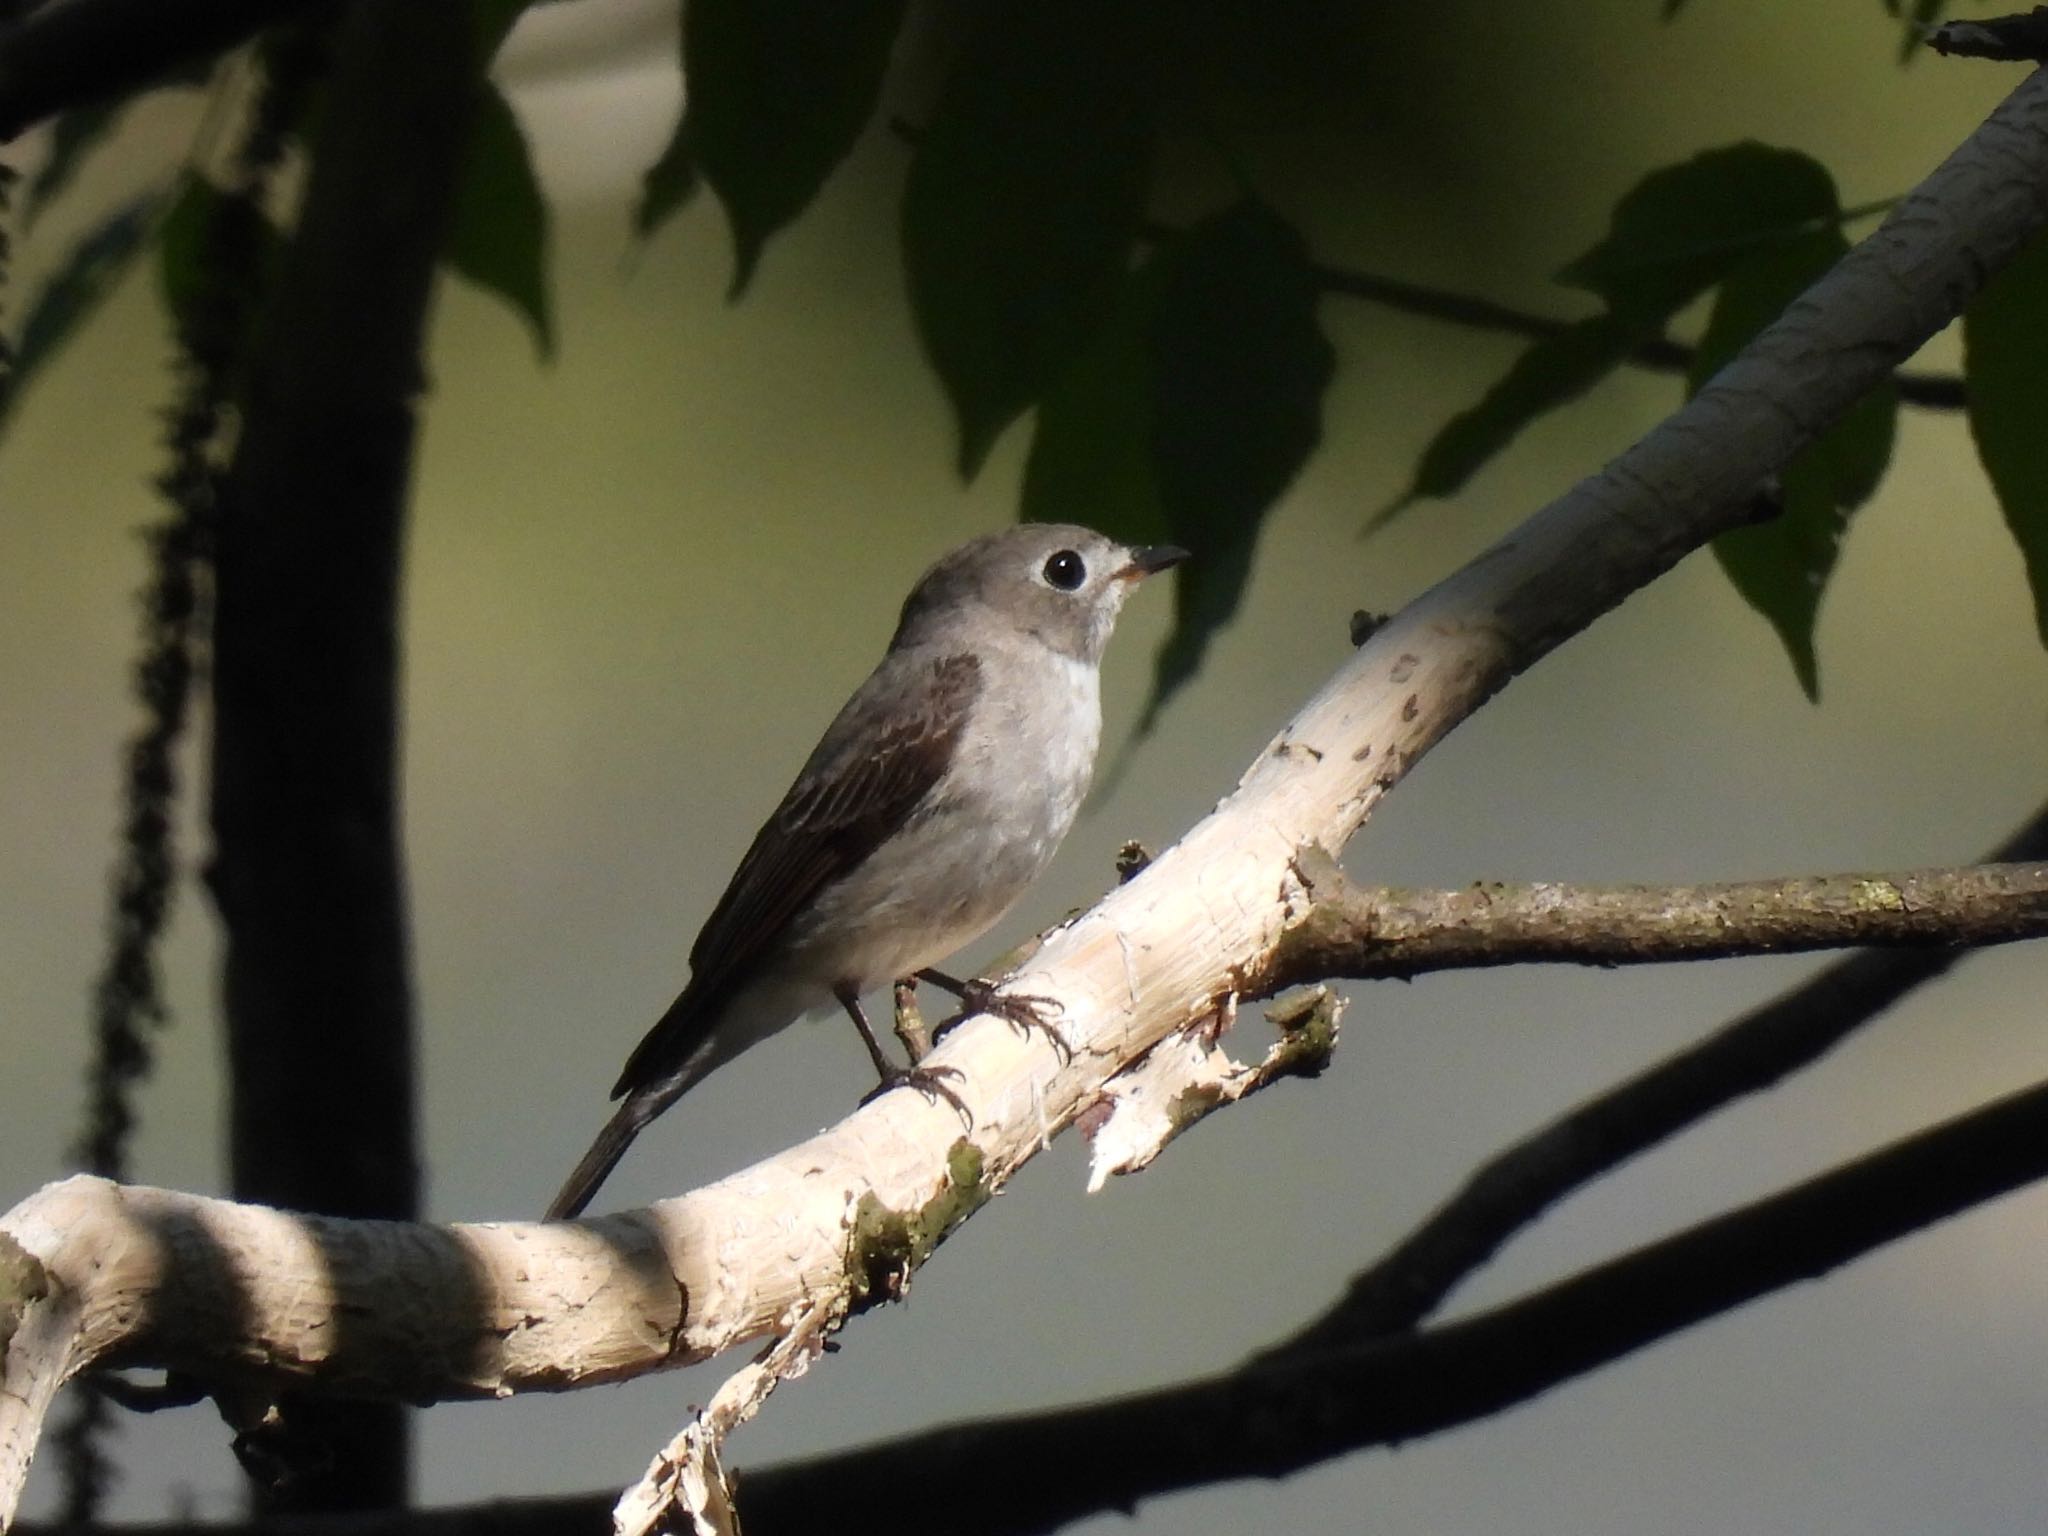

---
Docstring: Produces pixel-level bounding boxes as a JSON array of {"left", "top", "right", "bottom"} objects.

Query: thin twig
[
  {"left": 1140, "top": 217, "right": 1967, "bottom": 411},
  {"left": 1313, "top": 261, "right": 1966, "bottom": 411}
]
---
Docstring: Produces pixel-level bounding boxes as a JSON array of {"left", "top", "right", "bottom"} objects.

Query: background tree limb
[
  {"left": 205, "top": 0, "right": 480, "bottom": 1510},
  {"left": 727, "top": 1070, "right": 2048, "bottom": 1536}
]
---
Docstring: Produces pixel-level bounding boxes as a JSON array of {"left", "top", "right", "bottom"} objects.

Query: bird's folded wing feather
[{"left": 609, "top": 650, "right": 982, "bottom": 1098}]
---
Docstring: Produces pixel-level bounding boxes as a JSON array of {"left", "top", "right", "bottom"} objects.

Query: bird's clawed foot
[
  {"left": 920, "top": 969, "right": 1073, "bottom": 1064},
  {"left": 861, "top": 1059, "right": 974, "bottom": 1126}
]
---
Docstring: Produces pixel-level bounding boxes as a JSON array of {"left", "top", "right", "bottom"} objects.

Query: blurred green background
[{"left": 4, "top": 0, "right": 2048, "bottom": 1529}]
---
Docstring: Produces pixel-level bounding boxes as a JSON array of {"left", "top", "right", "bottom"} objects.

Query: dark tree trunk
[{"left": 207, "top": 0, "right": 480, "bottom": 1512}]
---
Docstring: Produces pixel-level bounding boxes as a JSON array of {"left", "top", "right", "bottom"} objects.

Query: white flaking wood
[
  {"left": 615, "top": 1295, "right": 841, "bottom": 1536},
  {"left": 1084, "top": 988, "right": 1344, "bottom": 1190}
]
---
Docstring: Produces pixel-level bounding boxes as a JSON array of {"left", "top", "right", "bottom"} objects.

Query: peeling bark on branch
[
  {"left": 1259, "top": 853, "right": 2048, "bottom": 987},
  {"left": 1082, "top": 988, "right": 1340, "bottom": 1188}
]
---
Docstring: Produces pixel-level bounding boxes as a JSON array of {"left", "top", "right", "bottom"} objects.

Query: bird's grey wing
[{"left": 609, "top": 650, "right": 982, "bottom": 1099}]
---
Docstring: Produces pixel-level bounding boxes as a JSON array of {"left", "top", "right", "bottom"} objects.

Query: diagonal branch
[{"left": 5, "top": 46, "right": 2048, "bottom": 1536}]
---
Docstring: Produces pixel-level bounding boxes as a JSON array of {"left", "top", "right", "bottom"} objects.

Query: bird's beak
[{"left": 1115, "top": 544, "right": 1191, "bottom": 582}]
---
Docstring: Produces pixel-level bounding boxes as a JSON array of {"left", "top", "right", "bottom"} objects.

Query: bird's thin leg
[
  {"left": 841, "top": 983, "right": 900, "bottom": 1080},
  {"left": 892, "top": 978, "right": 935, "bottom": 1062},
  {"left": 916, "top": 968, "right": 1072, "bottom": 1064},
  {"left": 842, "top": 983, "right": 971, "bottom": 1124}
]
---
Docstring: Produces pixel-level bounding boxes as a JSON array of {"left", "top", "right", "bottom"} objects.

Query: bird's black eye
[{"left": 1043, "top": 549, "right": 1086, "bottom": 591}]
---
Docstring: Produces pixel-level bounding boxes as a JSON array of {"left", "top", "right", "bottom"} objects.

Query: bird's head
[{"left": 892, "top": 523, "right": 1188, "bottom": 664}]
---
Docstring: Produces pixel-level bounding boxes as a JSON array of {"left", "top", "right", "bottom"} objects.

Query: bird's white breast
[{"left": 783, "top": 643, "right": 1102, "bottom": 991}]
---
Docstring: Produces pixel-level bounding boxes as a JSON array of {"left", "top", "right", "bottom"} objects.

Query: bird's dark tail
[{"left": 545, "top": 1093, "right": 661, "bottom": 1221}]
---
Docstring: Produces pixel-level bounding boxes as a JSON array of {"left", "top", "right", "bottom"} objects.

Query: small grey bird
[{"left": 546, "top": 524, "right": 1187, "bottom": 1219}]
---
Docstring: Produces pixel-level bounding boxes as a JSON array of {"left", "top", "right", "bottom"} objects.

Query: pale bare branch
[{"left": 4, "top": 51, "right": 2048, "bottom": 1536}]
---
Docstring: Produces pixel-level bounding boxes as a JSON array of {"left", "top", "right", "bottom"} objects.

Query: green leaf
[
  {"left": 1144, "top": 201, "right": 1333, "bottom": 716},
  {"left": 1, "top": 191, "right": 161, "bottom": 430},
  {"left": 1694, "top": 220, "right": 1897, "bottom": 699},
  {"left": 902, "top": 0, "right": 1155, "bottom": 476},
  {"left": 445, "top": 81, "right": 554, "bottom": 360},
  {"left": 1025, "top": 202, "right": 1332, "bottom": 717},
  {"left": 678, "top": 0, "right": 907, "bottom": 294},
  {"left": 1387, "top": 143, "right": 1848, "bottom": 522},
  {"left": 1964, "top": 228, "right": 2048, "bottom": 651},
  {"left": 1022, "top": 264, "right": 1167, "bottom": 546},
  {"left": 1386, "top": 313, "right": 1642, "bottom": 518},
  {"left": 1559, "top": 142, "right": 1840, "bottom": 322},
  {"left": 1712, "top": 398, "right": 1892, "bottom": 701}
]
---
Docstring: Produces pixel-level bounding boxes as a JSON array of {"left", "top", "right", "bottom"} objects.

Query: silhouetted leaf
[
  {"left": 1692, "top": 221, "right": 1896, "bottom": 699},
  {"left": 1711, "top": 406, "right": 1891, "bottom": 701},
  {"left": 1022, "top": 263, "right": 1167, "bottom": 545},
  {"left": 1, "top": 191, "right": 161, "bottom": 430},
  {"left": 679, "top": 0, "right": 907, "bottom": 293},
  {"left": 272, "top": 16, "right": 552, "bottom": 361},
  {"left": 1386, "top": 314, "right": 1641, "bottom": 518},
  {"left": 446, "top": 81, "right": 554, "bottom": 360},
  {"left": 1025, "top": 202, "right": 1331, "bottom": 716},
  {"left": 1559, "top": 143, "right": 1839, "bottom": 321},
  {"left": 1144, "top": 201, "right": 1333, "bottom": 716},
  {"left": 1390, "top": 144, "right": 1845, "bottom": 520},
  {"left": 1964, "top": 228, "right": 2048, "bottom": 650},
  {"left": 637, "top": 125, "right": 701, "bottom": 240},
  {"left": 1901, "top": 0, "right": 1948, "bottom": 61},
  {"left": 903, "top": 0, "right": 1155, "bottom": 475}
]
